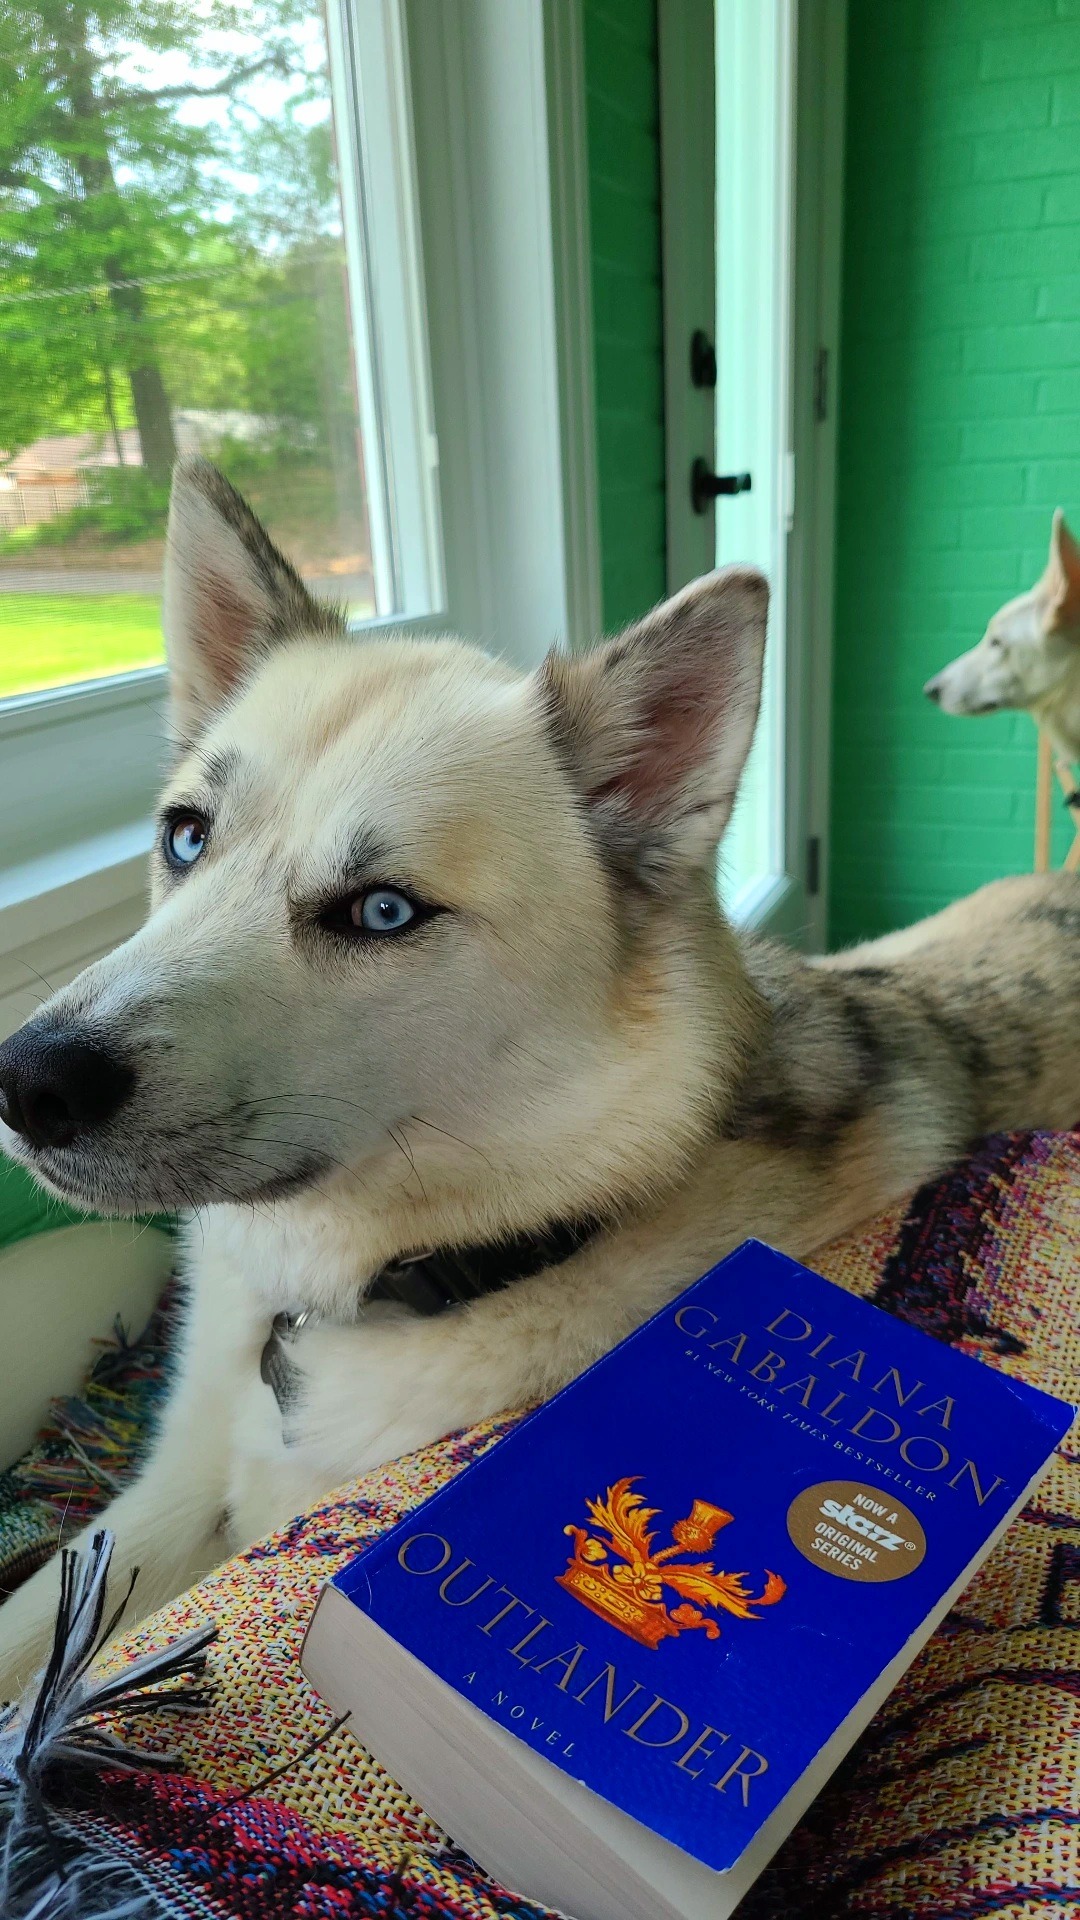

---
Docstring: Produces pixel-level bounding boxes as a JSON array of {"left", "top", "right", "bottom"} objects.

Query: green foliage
[{"left": 0, "top": 0, "right": 353, "bottom": 496}]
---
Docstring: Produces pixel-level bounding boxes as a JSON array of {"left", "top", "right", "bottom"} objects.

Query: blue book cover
[{"left": 326, "top": 1242, "right": 1072, "bottom": 1875}]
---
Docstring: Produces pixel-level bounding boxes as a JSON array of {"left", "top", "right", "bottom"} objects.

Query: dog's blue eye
[
  {"left": 165, "top": 816, "right": 208, "bottom": 868},
  {"left": 352, "top": 888, "right": 416, "bottom": 934}
]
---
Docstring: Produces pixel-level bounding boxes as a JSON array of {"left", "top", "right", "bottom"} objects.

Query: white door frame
[
  {"left": 785, "top": 0, "right": 847, "bottom": 952},
  {"left": 406, "top": 0, "right": 602, "bottom": 664},
  {"left": 658, "top": 0, "right": 847, "bottom": 951}
]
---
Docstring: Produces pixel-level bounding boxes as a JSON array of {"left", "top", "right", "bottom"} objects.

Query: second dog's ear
[
  {"left": 1047, "top": 508, "right": 1080, "bottom": 634},
  {"left": 538, "top": 566, "right": 769, "bottom": 892},
  {"left": 162, "top": 459, "right": 345, "bottom": 735}
]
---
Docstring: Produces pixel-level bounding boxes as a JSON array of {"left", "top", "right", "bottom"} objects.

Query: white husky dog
[
  {"left": 1, "top": 459, "right": 1078, "bottom": 1697},
  {"left": 925, "top": 509, "right": 1080, "bottom": 758}
]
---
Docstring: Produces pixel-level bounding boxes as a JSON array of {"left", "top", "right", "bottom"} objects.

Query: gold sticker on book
[{"left": 786, "top": 1480, "right": 926, "bottom": 1583}]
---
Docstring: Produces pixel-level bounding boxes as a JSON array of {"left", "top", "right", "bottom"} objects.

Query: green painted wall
[
  {"left": 582, "top": 0, "right": 667, "bottom": 631},
  {"left": 830, "top": 0, "right": 1080, "bottom": 947}
]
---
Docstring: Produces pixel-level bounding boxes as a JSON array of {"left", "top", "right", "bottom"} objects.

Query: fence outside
[{"left": 0, "top": 478, "right": 91, "bottom": 533}]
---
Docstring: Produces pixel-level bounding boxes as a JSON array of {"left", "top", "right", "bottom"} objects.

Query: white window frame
[
  {"left": 659, "top": 0, "right": 846, "bottom": 951},
  {"left": 327, "top": 0, "right": 444, "bottom": 618},
  {"left": 0, "top": 0, "right": 601, "bottom": 1025}
]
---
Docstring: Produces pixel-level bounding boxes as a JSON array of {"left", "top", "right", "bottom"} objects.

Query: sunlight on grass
[{"left": 0, "top": 594, "right": 164, "bottom": 699}]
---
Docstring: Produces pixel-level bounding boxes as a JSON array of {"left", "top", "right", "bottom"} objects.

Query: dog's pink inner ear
[
  {"left": 1048, "top": 509, "right": 1080, "bottom": 629},
  {"left": 605, "top": 649, "right": 746, "bottom": 817},
  {"left": 542, "top": 566, "right": 769, "bottom": 879},
  {"left": 163, "top": 462, "right": 286, "bottom": 727},
  {"left": 179, "top": 564, "right": 268, "bottom": 701},
  {"left": 163, "top": 458, "right": 341, "bottom": 732}
]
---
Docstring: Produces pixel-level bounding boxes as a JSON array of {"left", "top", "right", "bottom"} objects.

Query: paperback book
[{"left": 302, "top": 1240, "right": 1073, "bottom": 1920}]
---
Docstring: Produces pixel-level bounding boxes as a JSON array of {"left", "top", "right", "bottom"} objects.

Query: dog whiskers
[
  {"left": 160, "top": 1156, "right": 208, "bottom": 1241},
  {"left": 407, "top": 1114, "right": 497, "bottom": 1176},
  {"left": 246, "top": 1091, "right": 383, "bottom": 1123},
  {"left": 197, "top": 1145, "right": 290, "bottom": 1216},
  {"left": 384, "top": 1124, "right": 426, "bottom": 1200},
  {"left": 202, "top": 1100, "right": 413, "bottom": 1199},
  {"left": 238, "top": 1091, "right": 495, "bottom": 1196},
  {"left": 16, "top": 958, "right": 57, "bottom": 997},
  {"left": 209, "top": 1129, "right": 358, "bottom": 1192}
]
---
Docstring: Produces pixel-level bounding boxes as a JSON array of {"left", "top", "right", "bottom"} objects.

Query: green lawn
[{"left": 0, "top": 593, "right": 164, "bottom": 699}]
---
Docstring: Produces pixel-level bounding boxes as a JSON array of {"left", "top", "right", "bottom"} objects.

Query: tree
[{"left": 0, "top": 0, "right": 313, "bottom": 478}]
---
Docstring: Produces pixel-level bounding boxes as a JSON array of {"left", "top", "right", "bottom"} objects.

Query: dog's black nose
[
  {"left": 924, "top": 675, "right": 943, "bottom": 703},
  {"left": 0, "top": 1027, "right": 135, "bottom": 1150}
]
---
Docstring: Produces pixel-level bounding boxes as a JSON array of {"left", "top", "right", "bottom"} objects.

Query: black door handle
[{"left": 691, "top": 459, "right": 752, "bottom": 514}]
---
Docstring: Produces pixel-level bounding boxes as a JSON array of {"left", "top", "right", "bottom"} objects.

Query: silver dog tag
[{"left": 260, "top": 1308, "right": 315, "bottom": 1413}]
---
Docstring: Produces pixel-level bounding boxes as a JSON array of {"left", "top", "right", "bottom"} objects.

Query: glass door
[{"left": 714, "top": 0, "right": 797, "bottom": 924}]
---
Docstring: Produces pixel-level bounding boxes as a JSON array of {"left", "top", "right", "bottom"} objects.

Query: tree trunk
[
  {"left": 127, "top": 364, "right": 175, "bottom": 479},
  {"left": 102, "top": 267, "right": 177, "bottom": 482},
  {"left": 100, "top": 355, "right": 124, "bottom": 465},
  {"left": 60, "top": 6, "right": 177, "bottom": 483}
]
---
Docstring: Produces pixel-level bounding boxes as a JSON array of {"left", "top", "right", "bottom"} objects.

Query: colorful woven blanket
[
  {"left": 9, "top": 1129, "right": 1080, "bottom": 1916},
  {"left": 0, "top": 1281, "right": 178, "bottom": 1599}
]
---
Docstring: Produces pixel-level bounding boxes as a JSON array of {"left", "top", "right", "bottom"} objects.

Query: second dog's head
[
  {"left": 924, "top": 509, "right": 1080, "bottom": 744},
  {"left": 0, "top": 461, "right": 768, "bottom": 1226}
]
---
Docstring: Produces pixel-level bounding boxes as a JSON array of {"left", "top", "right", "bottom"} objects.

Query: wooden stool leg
[
  {"left": 1035, "top": 729, "right": 1053, "bottom": 872},
  {"left": 1051, "top": 754, "right": 1080, "bottom": 871}
]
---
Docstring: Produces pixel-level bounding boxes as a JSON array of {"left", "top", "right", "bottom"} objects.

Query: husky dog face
[
  {"left": 0, "top": 462, "right": 768, "bottom": 1222},
  {"left": 924, "top": 510, "right": 1080, "bottom": 745}
]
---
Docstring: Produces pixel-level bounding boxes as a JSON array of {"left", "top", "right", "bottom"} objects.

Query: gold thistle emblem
[{"left": 558, "top": 1477, "right": 786, "bottom": 1650}]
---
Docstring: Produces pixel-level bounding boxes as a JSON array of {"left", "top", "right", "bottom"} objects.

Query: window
[
  {"left": 0, "top": 0, "right": 598, "bottom": 956},
  {"left": 0, "top": 0, "right": 441, "bottom": 706}
]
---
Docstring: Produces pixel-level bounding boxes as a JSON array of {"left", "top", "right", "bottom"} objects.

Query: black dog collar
[
  {"left": 260, "top": 1215, "right": 603, "bottom": 1411},
  {"left": 366, "top": 1215, "right": 603, "bottom": 1316}
]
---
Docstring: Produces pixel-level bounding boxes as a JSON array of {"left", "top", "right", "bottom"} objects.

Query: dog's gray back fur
[{"left": 736, "top": 871, "right": 1080, "bottom": 1157}]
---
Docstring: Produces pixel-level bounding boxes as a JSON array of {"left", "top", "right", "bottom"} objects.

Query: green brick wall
[
  {"left": 830, "top": 0, "right": 1080, "bottom": 947},
  {"left": 582, "top": 0, "right": 667, "bottom": 630}
]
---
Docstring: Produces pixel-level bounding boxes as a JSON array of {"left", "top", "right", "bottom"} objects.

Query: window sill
[
  {"left": 0, "top": 664, "right": 166, "bottom": 737},
  {"left": 0, "top": 666, "right": 166, "bottom": 893},
  {"left": 0, "top": 822, "right": 150, "bottom": 1037},
  {"left": 0, "top": 820, "right": 151, "bottom": 962}
]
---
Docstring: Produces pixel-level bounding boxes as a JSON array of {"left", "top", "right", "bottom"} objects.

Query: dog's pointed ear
[
  {"left": 538, "top": 566, "right": 768, "bottom": 890},
  {"left": 1046, "top": 508, "right": 1080, "bottom": 633},
  {"left": 162, "top": 458, "right": 344, "bottom": 734}
]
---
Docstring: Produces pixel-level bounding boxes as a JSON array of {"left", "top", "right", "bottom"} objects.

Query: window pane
[{"left": 0, "top": 0, "right": 380, "bottom": 702}]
